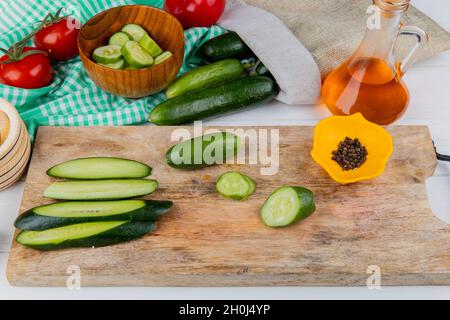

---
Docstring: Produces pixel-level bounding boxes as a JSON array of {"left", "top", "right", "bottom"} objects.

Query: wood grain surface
[
  {"left": 78, "top": 5, "right": 184, "bottom": 98},
  {"left": 7, "top": 125, "right": 449, "bottom": 287}
]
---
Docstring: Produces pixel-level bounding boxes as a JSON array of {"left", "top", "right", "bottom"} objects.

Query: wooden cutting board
[{"left": 7, "top": 125, "right": 450, "bottom": 287}]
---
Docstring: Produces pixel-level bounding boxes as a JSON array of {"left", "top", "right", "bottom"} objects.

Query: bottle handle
[{"left": 397, "top": 25, "right": 428, "bottom": 75}]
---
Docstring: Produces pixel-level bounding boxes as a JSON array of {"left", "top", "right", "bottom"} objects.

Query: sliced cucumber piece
[
  {"left": 109, "top": 32, "right": 131, "bottom": 47},
  {"left": 47, "top": 157, "right": 152, "bottom": 180},
  {"left": 99, "top": 59, "right": 126, "bottom": 69},
  {"left": 166, "top": 132, "right": 242, "bottom": 169},
  {"left": 122, "top": 40, "right": 154, "bottom": 68},
  {"left": 44, "top": 179, "right": 158, "bottom": 200},
  {"left": 216, "top": 172, "right": 255, "bottom": 200},
  {"left": 15, "top": 200, "right": 172, "bottom": 231},
  {"left": 16, "top": 221, "right": 155, "bottom": 251},
  {"left": 92, "top": 45, "right": 122, "bottom": 64},
  {"left": 139, "top": 33, "right": 163, "bottom": 57},
  {"left": 261, "top": 186, "right": 315, "bottom": 228},
  {"left": 121, "top": 24, "right": 147, "bottom": 42},
  {"left": 154, "top": 51, "right": 173, "bottom": 65}
]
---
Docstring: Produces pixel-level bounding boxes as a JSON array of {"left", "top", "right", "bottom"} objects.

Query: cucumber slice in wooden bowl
[
  {"left": 14, "top": 200, "right": 172, "bottom": 231},
  {"left": 47, "top": 157, "right": 152, "bottom": 180},
  {"left": 261, "top": 186, "right": 315, "bottom": 228},
  {"left": 43, "top": 179, "right": 158, "bottom": 200},
  {"left": 92, "top": 45, "right": 122, "bottom": 64},
  {"left": 16, "top": 221, "right": 155, "bottom": 251},
  {"left": 122, "top": 40, "right": 154, "bottom": 68}
]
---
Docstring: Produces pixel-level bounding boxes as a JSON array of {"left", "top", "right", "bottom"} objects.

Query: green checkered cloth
[{"left": 0, "top": 0, "right": 225, "bottom": 140}]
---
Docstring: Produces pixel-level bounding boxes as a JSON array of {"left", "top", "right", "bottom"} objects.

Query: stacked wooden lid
[{"left": 0, "top": 99, "right": 31, "bottom": 191}]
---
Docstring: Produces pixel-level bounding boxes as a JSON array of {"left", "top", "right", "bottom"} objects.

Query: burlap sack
[{"left": 244, "top": 0, "right": 450, "bottom": 77}]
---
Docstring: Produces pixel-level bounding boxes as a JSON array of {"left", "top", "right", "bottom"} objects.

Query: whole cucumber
[
  {"left": 150, "top": 76, "right": 279, "bottom": 126},
  {"left": 198, "top": 32, "right": 254, "bottom": 62},
  {"left": 166, "top": 59, "right": 244, "bottom": 99}
]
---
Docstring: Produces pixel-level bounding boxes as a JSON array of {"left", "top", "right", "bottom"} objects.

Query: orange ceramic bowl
[{"left": 78, "top": 5, "right": 184, "bottom": 98}]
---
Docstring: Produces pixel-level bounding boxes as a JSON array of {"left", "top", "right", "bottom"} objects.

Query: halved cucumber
[
  {"left": 216, "top": 172, "right": 256, "bottom": 200},
  {"left": 92, "top": 45, "right": 122, "bottom": 64},
  {"left": 122, "top": 40, "right": 154, "bottom": 68},
  {"left": 166, "top": 132, "right": 242, "bottom": 169},
  {"left": 99, "top": 59, "right": 126, "bottom": 70},
  {"left": 47, "top": 157, "right": 152, "bottom": 180},
  {"left": 121, "top": 24, "right": 147, "bottom": 42},
  {"left": 139, "top": 33, "right": 163, "bottom": 57},
  {"left": 261, "top": 186, "right": 315, "bottom": 228},
  {"left": 16, "top": 221, "right": 155, "bottom": 251},
  {"left": 44, "top": 179, "right": 158, "bottom": 200},
  {"left": 14, "top": 200, "right": 172, "bottom": 231},
  {"left": 109, "top": 32, "right": 131, "bottom": 47},
  {"left": 154, "top": 51, "right": 173, "bottom": 65}
]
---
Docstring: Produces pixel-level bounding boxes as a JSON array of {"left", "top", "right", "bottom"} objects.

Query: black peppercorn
[{"left": 331, "top": 137, "right": 368, "bottom": 171}]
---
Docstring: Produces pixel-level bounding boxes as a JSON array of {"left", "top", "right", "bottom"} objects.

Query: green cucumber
[
  {"left": 14, "top": 200, "right": 172, "bottom": 231},
  {"left": 216, "top": 172, "right": 256, "bottom": 200},
  {"left": 198, "top": 32, "right": 254, "bottom": 62},
  {"left": 154, "top": 51, "right": 173, "bottom": 65},
  {"left": 121, "top": 24, "right": 147, "bottom": 42},
  {"left": 16, "top": 221, "right": 155, "bottom": 251},
  {"left": 92, "top": 45, "right": 122, "bottom": 64},
  {"left": 109, "top": 32, "right": 131, "bottom": 47},
  {"left": 122, "top": 40, "right": 154, "bottom": 68},
  {"left": 139, "top": 33, "right": 163, "bottom": 57},
  {"left": 47, "top": 157, "right": 151, "bottom": 180},
  {"left": 261, "top": 186, "right": 315, "bottom": 228},
  {"left": 166, "top": 59, "right": 244, "bottom": 99},
  {"left": 44, "top": 179, "right": 158, "bottom": 200},
  {"left": 99, "top": 59, "right": 126, "bottom": 70},
  {"left": 151, "top": 76, "right": 279, "bottom": 126},
  {"left": 166, "top": 132, "right": 241, "bottom": 169}
]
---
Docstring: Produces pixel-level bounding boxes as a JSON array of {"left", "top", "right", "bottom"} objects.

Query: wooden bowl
[
  {"left": 0, "top": 99, "right": 31, "bottom": 191},
  {"left": 78, "top": 5, "right": 184, "bottom": 98}
]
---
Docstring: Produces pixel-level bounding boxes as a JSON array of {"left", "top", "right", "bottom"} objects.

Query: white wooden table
[{"left": 1, "top": 0, "right": 449, "bottom": 299}]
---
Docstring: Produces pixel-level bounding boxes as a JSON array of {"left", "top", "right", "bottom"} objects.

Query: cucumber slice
[
  {"left": 47, "top": 157, "right": 151, "bottom": 180},
  {"left": 15, "top": 200, "right": 172, "bottom": 231},
  {"left": 16, "top": 221, "right": 155, "bottom": 251},
  {"left": 261, "top": 186, "right": 315, "bottom": 228},
  {"left": 122, "top": 40, "right": 154, "bottom": 68},
  {"left": 216, "top": 172, "right": 255, "bottom": 200},
  {"left": 166, "top": 132, "right": 242, "bottom": 169},
  {"left": 92, "top": 45, "right": 122, "bottom": 64},
  {"left": 154, "top": 51, "right": 173, "bottom": 65},
  {"left": 44, "top": 179, "right": 158, "bottom": 200},
  {"left": 139, "top": 33, "right": 163, "bottom": 57},
  {"left": 99, "top": 59, "right": 126, "bottom": 69},
  {"left": 121, "top": 24, "right": 147, "bottom": 42},
  {"left": 109, "top": 32, "right": 131, "bottom": 47}
]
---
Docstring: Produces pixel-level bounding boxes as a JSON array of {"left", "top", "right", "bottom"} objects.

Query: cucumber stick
[
  {"left": 16, "top": 221, "right": 155, "bottom": 251},
  {"left": 15, "top": 200, "right": 172, "bottom": 231},
  {"left": 216, "top": 172, "right": 256, "bottom": 200},
  {"left": 47, "top": 157, "right": 151, "bottom": 180},
  {"left": 154, "top": 51, "right": 172, "bottom": 64},
  {"left": 139, "top": 33, "right": 163, "bottom": 57},
  {"left": 198, "top": 32, "right": 254, "bottom": 62},
  {"left": 44, "top": 179, "right": 158, "bottom": 200},
  {"left": 261, "top": 186, "right": 315, "bottom": 228},
  {"left": 166, "top": 59, "right": 244, "bottom": 99},
  {"left": 151, "top": 76, "right": 279, "bottom": 126},
  {"left": 166, "top": 132, "right": 241, "bottom": 169}
]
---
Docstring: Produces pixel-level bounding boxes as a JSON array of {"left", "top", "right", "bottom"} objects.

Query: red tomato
[
  {"left": 34, "top": 18, "right": 80, "bottom": 61},
  {"left": 164, "top": 0, "right": 226, "bottom": 29},
  {"left": 0, "top": 47, "right": 54, "bottom": 89}
]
